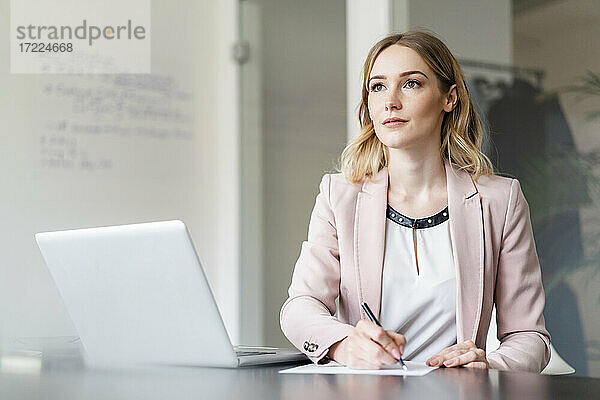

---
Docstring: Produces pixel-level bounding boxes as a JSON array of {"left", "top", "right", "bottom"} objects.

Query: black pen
[{"left": 361, "top": 302, "right": 408, "bottom": 370}]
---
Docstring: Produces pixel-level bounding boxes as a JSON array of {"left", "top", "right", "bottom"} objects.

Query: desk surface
[{"left": 0, "top": 338, "right": 598, "bottom": 400}]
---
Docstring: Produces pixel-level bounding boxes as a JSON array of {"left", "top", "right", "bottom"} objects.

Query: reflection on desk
[{"left": 0, "top": 337, "right": 598, "bottom": 400}]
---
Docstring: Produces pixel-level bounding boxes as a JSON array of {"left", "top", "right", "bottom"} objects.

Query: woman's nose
[
  {"left": 385, "top": 100, "right": 400, "bottom": 111},
  {"left": 385, "top": 89, "right": 401, "bottom": 111}
]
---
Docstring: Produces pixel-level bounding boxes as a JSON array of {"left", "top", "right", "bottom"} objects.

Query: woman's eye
[
  {"left": 404, "top": 79, "right": 421, "bottom": 89},
  {"left": 370, "top": 83, "right": 384, "bottom": 92},
  {"left": 370, "top": 80, "right": 421, "bottom": 92}
]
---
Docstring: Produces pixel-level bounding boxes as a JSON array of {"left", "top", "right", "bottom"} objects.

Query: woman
[{"left": 280, "top": 31, "right": 550, "bottom": 372}]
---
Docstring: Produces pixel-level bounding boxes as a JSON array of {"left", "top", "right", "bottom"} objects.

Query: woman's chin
[{"left": 377, "top": 136, "right": 415, "bottom": 149}]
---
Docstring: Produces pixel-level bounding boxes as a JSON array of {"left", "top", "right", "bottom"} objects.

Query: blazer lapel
[
  {"left": 445, "top": 160, "right": 485, "bottom": 343},
  {"left": 354, "top": 167, "right": 388, "bottom": 320}
]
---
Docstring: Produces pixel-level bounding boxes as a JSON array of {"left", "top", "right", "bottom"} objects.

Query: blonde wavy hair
[{"left": 340, "top": 30, "right": 495, "bottom": 183}]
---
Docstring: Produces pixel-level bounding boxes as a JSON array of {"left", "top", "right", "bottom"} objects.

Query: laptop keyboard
[{"left": 235, "top": 350, "right": 277, "bottom": 357}]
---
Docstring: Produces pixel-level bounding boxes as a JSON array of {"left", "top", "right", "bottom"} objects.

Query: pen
[{"left": 361, "top": 302, "right": 407, "bottom": 370}]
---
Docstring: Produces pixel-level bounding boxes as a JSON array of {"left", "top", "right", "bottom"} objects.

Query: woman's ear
[{"left": 443, "top": 84, "right": 458, "bottom": 112}]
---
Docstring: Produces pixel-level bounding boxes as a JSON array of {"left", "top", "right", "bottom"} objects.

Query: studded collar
[{"left": 386, "top": 204, "right": 449, "bottom": 229}]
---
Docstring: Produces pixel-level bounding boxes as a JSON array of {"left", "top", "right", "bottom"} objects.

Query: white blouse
[{"left": 379, "top": 204, "right": 457, "bottom": 362}]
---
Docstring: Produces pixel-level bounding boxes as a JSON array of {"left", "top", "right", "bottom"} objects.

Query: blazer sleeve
[
  {"left": 280, "top": 174, "right": 355, "bottom": 364},
  {"left": 487, "top": 178, "right": 552, "bottom": 372}
]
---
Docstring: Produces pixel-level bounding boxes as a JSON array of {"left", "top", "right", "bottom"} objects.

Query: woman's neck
[{"left": 386, "top": 150, "right": 447, "bottom": 203}]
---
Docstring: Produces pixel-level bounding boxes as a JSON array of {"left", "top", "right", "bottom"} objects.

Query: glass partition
[{"left": 239, "top": 0, "right": 347, "bottom": 346}]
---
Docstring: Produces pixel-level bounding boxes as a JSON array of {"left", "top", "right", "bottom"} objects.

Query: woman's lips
[{"left": 383, "top": 120, "right": 408, "bottom": 127}]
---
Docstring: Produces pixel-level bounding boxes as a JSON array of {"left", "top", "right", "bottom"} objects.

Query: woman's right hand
[{"left": 327, "top": 319, "right": 406, "bottom": 369}]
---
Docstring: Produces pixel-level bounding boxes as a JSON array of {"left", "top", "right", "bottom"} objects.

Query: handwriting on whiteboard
[{"left": 39, "top": 74, "right": 195, "bottom": 171}]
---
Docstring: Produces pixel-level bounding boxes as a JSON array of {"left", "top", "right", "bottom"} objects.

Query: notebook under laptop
[{"left": 35, "top": 220, "right": 306, "bottom": 368}]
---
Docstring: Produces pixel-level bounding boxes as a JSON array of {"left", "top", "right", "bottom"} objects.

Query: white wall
[
  {"left": 407, "top": 0, "right": 511, "bottom": 63},
  {"left": 250, "top": 0, "right": 347, "bottom": 347},
  {"left": 0, "top": 0, "right": 241, "bottom": 343}
]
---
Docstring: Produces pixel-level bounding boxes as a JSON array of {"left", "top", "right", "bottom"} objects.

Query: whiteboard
[{"left": 0, "top": 0, "right": 240, "bottom": 341}]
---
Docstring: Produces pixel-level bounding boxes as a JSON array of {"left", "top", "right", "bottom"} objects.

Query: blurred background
[{"left": 1, "top": 0, "right": 599, "bottom": 377}]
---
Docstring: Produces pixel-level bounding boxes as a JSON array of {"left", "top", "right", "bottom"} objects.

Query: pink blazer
[{"left": 280, "top": 159, "right": 551, "bottom": 372}]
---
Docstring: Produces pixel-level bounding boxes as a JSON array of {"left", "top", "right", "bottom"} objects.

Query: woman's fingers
[
  {"left": 443, "top": 350, "right": 478, "bottom": 367},
  {"left": 426, "top": 340, "right": 478, "bottom": 366},
  {"left": 386, "top": 330, "right": 406, "bottom": 355},
  {"left": 440, "top": 349, "right": 465, "bottom": 363},
  {"left": 427, "top": 347, "right": 457, "bottom": 366},
  {"left": 355, "top": 320, "right": 402, "bottom": 360},
  {"left": 336, "top": 321, "right": 406, "bottom": 369},
  {"left": 428, "top": 349, "right": 466, "bottom": 367},
  {"left": 355, "top": 335, "right": 398, "bottom": 366},
  {"left": 440, "top": 346, "right": 487, "bottom": 368}
]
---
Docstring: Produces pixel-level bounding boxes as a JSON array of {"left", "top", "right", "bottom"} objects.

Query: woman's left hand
[{"left": 426, "top": 340, "right": 489, "bottom": 369}]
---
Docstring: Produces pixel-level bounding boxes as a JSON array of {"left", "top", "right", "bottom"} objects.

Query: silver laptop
[{"left": 35, "top": 220, "right": 305, "bottom": 368}]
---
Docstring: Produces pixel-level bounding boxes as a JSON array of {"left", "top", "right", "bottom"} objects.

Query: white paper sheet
[{"left": 279, "top": 360, "right": 438, "bottom": 376}]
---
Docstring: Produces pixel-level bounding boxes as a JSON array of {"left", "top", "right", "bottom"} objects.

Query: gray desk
[{"left": 0, "top": 338, "right": 598, "bottom": 399}]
